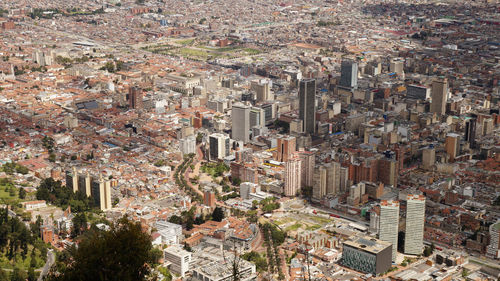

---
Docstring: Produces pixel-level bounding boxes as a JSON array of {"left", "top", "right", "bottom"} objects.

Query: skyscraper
[
  {"left": 128, "top": 86, "right": 143, "bottom": 109},
  {"left": 430, "top": 78, "right": 448, "bottom": 115},
  {"left": 284, "top": 157, "right": 301, "bottom": 197},
  {"left": 486, "top": 220, "right": 500, "bottom": 259},
  {"left": 404, "top": 194, "right": 425, "bottom": 255},
  {"left": 379, "top": 200, "right": 400, "bottom": 261},
  {"left": 445, "top": 133, "right": 460, "bottom": 162},
  {"left": 297, "top": 151, "right": 315, "bottom": 188},
  {"left": 299, "top": 79, "right": 316, "bottom": 135},
  {"left": 91, "top": 175, "right": 112, "bottom": 211},
  {"left": 339, "top": 60, "right": 358, "bottom": 89},
  {"left": 251, "top": 79, "right": 273, "bottom": 102},
  {"left": 209, "top": 133, "right": 230, "bottom": 161},
  {"left": 231, "top": 103, "right": 251, "bottom": 142},
  {"left": 276, "top": 135, "right": 296, "bottom": 162},
  {"left": 465, "top": 117, "right": 477, "bottom": 149},
  {"left": 422, "top": 146, "right": 436, "bottom": 170}
]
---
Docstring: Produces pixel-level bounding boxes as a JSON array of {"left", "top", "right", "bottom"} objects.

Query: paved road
[{"left": 38, "top": 250, "right": 55, "bottom": 281}]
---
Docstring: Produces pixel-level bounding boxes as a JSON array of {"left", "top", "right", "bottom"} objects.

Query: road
[{"left": 38, "top": 250, "right": 55, "bottom": 281}]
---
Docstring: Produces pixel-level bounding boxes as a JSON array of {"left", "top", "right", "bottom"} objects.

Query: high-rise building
[
  {"left": 422, "top": 146, "right": 436, "bottom": 170},
  {"left": 465, "top": 117, "right": 477, "bottom": 149},
  {"left": 203, "top": 189, "right": 216, "bottom": 207},
  {"left": 65, "top": 166, "right": 79, "bottom": 193},
  {"left": 297, "top": 151, "right": 315, "bottom": 188},
  {"left": 486, "top": 220, "right": 500, "bottom": 259},
  {"left": 249, "top": 107, "right": 265, "bottom": 129},
  {"left": 179, "top": 135, "right": 196, "bottom": 156},
  {"left": 299, "top": 79, "right": 316, "bottom": 135},
  {"left": 128, "top": 86, "right": 143, "bottom": 109},
  {"left": 378, "top": 157, "right": 398, "bottom": 187},
  {"left": 77, "top": 171, "right": 92, "bottom": 197},
  {"left": 164, "top": 246, "right": 192, "bottom": 277},
  {"left": 231, "top": 103, "right": 251, "bottom": 142},
  {"left": 339, "top": 60, "right": 358, "bottom": 90},
  {"left": 404, "top": 195, "right": 426, "bottom": 255},
  {"left": 209, "top": 133, "right": 230, "bottom": 161},
  {"left": 406, "top": 85, "right": 430, "bottom": 100},
  {"left": 90, "top": 175, "right": 112, "bottom": 211},
  {"left": 251, "top": 79, "right": 273, "bottom": 102},
  {"left": 445, "top": 133, "right": 460, "bottom": 162},
  {"left": 313, "top": 165, "right": 328, "bottom": 200},
  {"left": 276, "top": 135, "right": 296, "bottom": 162},
  {"left": 312, "top": 162, "right": 341, "bottom": 200},
  {"left": 379, "top": 200, "right": 400, "bottom": 261},
  {"left": 284, "top": 157, "right": 301, "bottom": 197},
  {"left": 430, "top": 78, "right": 448, "bottom": 115}
]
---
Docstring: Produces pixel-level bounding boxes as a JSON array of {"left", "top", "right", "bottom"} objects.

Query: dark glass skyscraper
[
  {"left": 340, "top": 60, "right": 358, "bottom": 90},
  {"left": 299, "top": 79, "right": 316, "bottom": 135}
]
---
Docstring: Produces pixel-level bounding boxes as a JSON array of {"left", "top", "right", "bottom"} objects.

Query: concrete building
[
  {"left": 251, "top": 79, "right": 273, "bottom": 102},
  {"left": 232, "top": 103, "right": 251, "bottom": 143},
  {"left": 90, "top": 175, "right": 112, "bottom": 211},
  {"left": 128, "top": 86, "right": 143, "bottom": 109},
  {"left": 239, "top": 182, "right": 260, "bottom": 199},
  {"left": 299, "top": 79, "right": 316, "bottom": 135},
  {"left": 313, "top": 162, "right": 341, "bottom": 200},
  {"left": 430, "top": 78, "right": 448, "bottom": 115},
  {"left": 164, "top": 246, "right": 192, "bottom": 277},
  {"left": 422, "top": 146, "right": 436, "bottom": 170},
  {"left": 204, "top": 189, "right": 216, "bottom": 207},
  {"left": 445, "top": 133, "right": 460, "bottom": 162},
  {"left": 407, "top": 85, "right": 430, "bottom": 100},
  {"left": 404, "top": 194, "right": 426, "bottom": 255},
  {"left": 341, "top": 235, "right": 392, "bottom": 275},
  {"left": 297, "top": 151, "right": 315, "bottom": 188},
  {"left": 486, "top": 220, "right": 500, "bottom": 259},
  {"left": 284, "top": 157, "right": 302, "bottom": 197},
  {"left": 276, "top": 135, "right": 296, "bottom": 162},
  {"left": 465, "top": 117, "right": 477, "bottom": 149},
  {"left": 179, "top": 135, "right": 196, "bottom": 156},
  {"left": 156, "top": 221, "right": 183, "bottom": 245},
  {"left": 339, "top": 60, "right": 358, "bottom": 90},
  {"left": 209, "top": 133, "right": 230, "bottom": 161},
  {"left": 191, "top": 257, "right": 256, "bottom": 281},
  {"left": 379, "top": 200, "right": 400, "bottom": 261}
]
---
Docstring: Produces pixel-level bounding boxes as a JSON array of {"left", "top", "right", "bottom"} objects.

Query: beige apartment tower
[{"left": 284, "top": 157, "right": 302, "bottom": 197}]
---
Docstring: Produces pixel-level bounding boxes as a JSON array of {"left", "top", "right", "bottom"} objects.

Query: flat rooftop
[{"left": 344, "top": 235, "right": 391, "bottom": 254}]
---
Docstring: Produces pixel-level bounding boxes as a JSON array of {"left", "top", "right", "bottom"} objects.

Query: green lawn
[
  {"left": 176, "top": 39, "right": 195, "bottom": 45},
  {"left": 306, "top": 224, "right": 321, "bottom": 231},
  {"left": 0, "top": 244, "right": 46, "bottom": 270},
  {"left": 285, "top": 223, "right": 302, "bottom": 231}
]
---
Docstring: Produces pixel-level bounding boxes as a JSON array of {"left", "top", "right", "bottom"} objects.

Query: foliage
[
  {"left": 222, "top": 192, "right": 239, "bottom": 201},
  {"left": 71, "top": 213, "right": 87, "bottom": 237},
  {"left": 200, "top": 162, "right": 230, "bottom": 178},
  {"left": 18, "top": 188, "right": 26, "bottom": 199},
  {"left": 36, "top": 178, "right": 94, "bottom": 212},
  {"left": 231, "top": 177, "right": 241, "bottom": 186},
  {"left": 47, "top": 216, "right": 158, "bottom": 281},
  {"left": 158, "top": 266, "right": 172, "bottom": 281},
  {"left": 2, "top": 162, "right": 29, "bottom": 175},
  {"left": 259, "top": 197, "right": 280, "bottom": 213},
  {"left": 273, "top": 120, "right": 289, "bottom": 134},
  {"left": 241, "top": 251, "right": 267, "bottom": 272},
  {"left": 211, "top": 207, "right": 224, "bottom": 222}
]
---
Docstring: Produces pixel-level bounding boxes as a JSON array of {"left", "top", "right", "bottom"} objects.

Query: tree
[
  {"left": 47, "top": 216, "right": 158, "bottom": 281},
  {"left": 28, "top": 266, "right": 36, "bottom": 281},
  {"left": 10, "top": 267, "right": 27, "bottom": 281},
  {"left": 71, "top": 213, "right": 87, "bottom": 237},
  {"left": 212, "top": 207, "right": 224, "bottom": 222}
]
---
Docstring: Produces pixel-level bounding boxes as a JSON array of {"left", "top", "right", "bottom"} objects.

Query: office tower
[
  {"left": 299, "top": 79, "right": 316, "bottom": 135},
  {"left": 203, "top": 189, "right": 216, "bottom": 207},
  {"left": 284, "top": 157, "right": 301, "bottom": 197},
  {"left": 261, "top": 103, "right": 276, "bottom": 125},
  {"left": 297, "top": 151, "right": 315, "bottom": 188},
  {"left": 445, "top": 133, "right": 460, "bottom": 162},
  {"left": 66, "top": 167, "right": 79, "bottom": 193},
  {"left": 163, "top": 246, "right": 192, "bottom": 277},
  {"left": 326, "top": 162, "right": 341, "bottom": 195},
  {"left": 378, "top": 157, "right": 398, "bottom": 187},
  {"left": 422, "top": 146, "right": 436, "bottom": 170},
  {"left": 313, "top": 165, "right": 328, "bottom": 200},
  {"left": 465, "top": 117, "right": 477, "bottom": 149},
  {"left": 179, "top": 135, "right": 196, "bottom": 156},
  {"left": 91, "top": 175, "right": 112, "bottom": 211},
  {"left": 231, "top": 103, "right": 251, "bottom": 142},
  {"left": 390, "top": 59, "right": 404, "bottom": 77},
  {"left": 430, "top": 78, "right": 448, "bottom": 115},
  {"left": 406, "top": 85, "right": 431, "bottom": 100},
  {"left": 404, "top": 194, "right": 426, "bottom": 255},
  {"left": 370, "top": 207, "right": 380, "bottom": 233},
  {"left": 379, "top": 200, "right": 400, "bottom": 261},
  {"left": 209, "top": 133, "right": 230, "bottom": 161},
  {"left": 251, "top": 79, "right": 273, "bottom": 102},
  {"left": 249, "top": 107, "right": 265, "bottom": 129},
  {"left": 276, "top": 135, "right": 296, "bottom": 162},
  {"left": 339, "top": 60, "right": 358, "bottom": 89},
  {"left": 339, "top": 166, "right": 349, "bottom": 193},
  {"left": 486, "top": 220, "right": 500, "bottom": 259},
  {"left": 128, "top": 86, "right": 143, "bottom": 109},
  {"left": 341, "top": 235, "right": 392, "bottom": 275}
]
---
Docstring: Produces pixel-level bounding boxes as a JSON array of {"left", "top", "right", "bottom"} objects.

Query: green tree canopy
[{"left": 48, "top": 216, "right": 158, "bottom": 281}]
